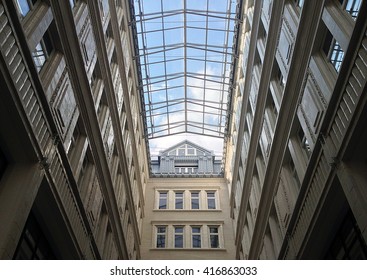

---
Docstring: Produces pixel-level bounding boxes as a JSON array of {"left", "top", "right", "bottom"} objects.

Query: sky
[{"left": 133, "top": 0, "right": 237, "bottom": 159}]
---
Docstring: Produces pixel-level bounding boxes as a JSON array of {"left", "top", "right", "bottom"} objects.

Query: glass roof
[{"left": 130, "top": 0, "right": 239, "bottom": 158}]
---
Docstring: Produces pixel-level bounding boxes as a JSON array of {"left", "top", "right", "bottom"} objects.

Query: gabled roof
[{"left": 159, "top": 140, "right": 213, "bottom": 156}]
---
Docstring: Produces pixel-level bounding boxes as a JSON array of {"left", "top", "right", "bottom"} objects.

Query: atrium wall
[
  {"left": 0, "top": 0, "right": 147, "bottom": 259},
  {"left": 227, "top": 0, "right": 367, "bottom": 259}
]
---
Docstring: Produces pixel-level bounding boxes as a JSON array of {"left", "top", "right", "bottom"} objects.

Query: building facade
[
  {"left": 150, "top": 140, "right": 222, "bottom": 176},
  {"left": 142, "top": 141, "right": 235, "bottom": 259},
  {"left": 226, "top": 0, "right": 367, "bottom": 259},
  {"left": 141, "top": 177, "right": 235, "bottom": 260},
  {"left": 0, "top": 0, "right": 148, "bottom": 259},
  {"left": 1, "top": 0, "right": 367, "bottom": 260}
]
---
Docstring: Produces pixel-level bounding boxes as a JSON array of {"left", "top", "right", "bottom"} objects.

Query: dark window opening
[
  {"left": 13, "top": 212, "right": 57, "bottom": 259},
  {"left": 325, "top": 209, "right": 367, "bottom": 259}
]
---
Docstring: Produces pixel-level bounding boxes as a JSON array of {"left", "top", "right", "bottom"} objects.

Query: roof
[{"left": 129, "top": 0, "right": 241, "bottom": 172}]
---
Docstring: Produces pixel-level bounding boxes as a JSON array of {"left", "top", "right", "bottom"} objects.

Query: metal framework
[{"left": 131, "top": 0, "right": 238, "bottom": 142}]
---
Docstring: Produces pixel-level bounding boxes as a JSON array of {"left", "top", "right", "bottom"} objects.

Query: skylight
[{"left": 130, "top": 0, "right": 239, "bottom": 160}]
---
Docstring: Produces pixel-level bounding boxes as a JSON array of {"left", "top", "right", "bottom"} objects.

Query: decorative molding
[
  {"left": 307, "top": 70, "right": 327, "bottom": 108},
  {"left": 299, "top": 105, "right": 317, "bottom": 143},
  {"left": 50, "top": 68, "right": 68, "bottom": 105}
]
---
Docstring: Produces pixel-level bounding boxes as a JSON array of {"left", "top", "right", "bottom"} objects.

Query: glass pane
[
  {"left": 209, "top": 227, "right": 218, "bottom": 234},
  {"left": 157, "top": 227, "right": 166, "bottom": 234},
  {"left": 192, "top": 227, "right": 200, "bottom": 233},
  {"left": 32, "top": 43, "right": 46, "bottom": 72},
  {"left": 175, "top": 227, "right": 183, "bottom": 233},
  {"left": 175, "top": 234, "right": 183, "bottom": 248},
  {"left": 192, "top": 235, "right": 201, "bottom": 248},
  {"left": 175, "top": 199, "right": 183, "bottom": 209},
  {"left": 207, "top": 192, "right": 215, "bottom": 197},
  {"left": 210, "top": 235, "right": 219, "bottom": 248},
  {"left": 191, "top": 199, "right": 199, "bottom": 209},
  {"left": 159, "top": 192, "right": 167, "bottom": 209},
  {"left": 208, "top": 199, "right": 216, "bottom": 209},
  {"left": 16, "top": 0, "right": 31, "bottom": 16},
  {"left": 156, "top": 236, "right": 166, "bottom": 248}
]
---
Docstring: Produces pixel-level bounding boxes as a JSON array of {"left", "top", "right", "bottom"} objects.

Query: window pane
[
  {"left": 187, "top": 148, "right": 195, "bottom": 155},
  {"left": 16, "top": 0, "right": 31, "bottom": 16},
  {"left": 191, "top": 192, "right": 199, "bottom": 209},
  {"left": 174, "top": 226, "right": 184, "bottom": 248},
  {"left": 159, "top": 192, "right": 167, "bottom": 209},
  {"left": 345, "top": 0, "right": 361, "bottom": 18},
  {"left": 192, "top": 235, "right": 201, "bottom": 248},
  {"left": 192, "top": 226, "right": 201, "bottom": 248},
  {"left": 32, "top": 43, "right": 46, "bottom": 72},
  {"left": 330, "top": 40, "right": 344, "bottom": 72},
  {"left": 156, "top": 226, "right": 166, "bottom": 248},
  {"left": 209, "top": 226, "right": 219, "bottom": 248},
  {"left": 175, "top": 192, "right": 183, "bottom": 209},
  {"left": 207, "top": 192, "right": 216, "bottom": 209},
  {"left": 156, "top": 236, "right": 166, "bottom": 248},
  {"left": 175, "top": 235, "right": 183, "bottom": 248},
  {"left": 210, "top": 235, "right": 219, "bottom": 248}
]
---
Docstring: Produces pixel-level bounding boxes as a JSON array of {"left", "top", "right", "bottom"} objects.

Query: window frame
[
  {"left": 158, "top": 191, "right": 168, "bottom": 209},
  {"left": 15, "top": 0, "right": 38, "bottom": 18},
  {"left": 32, "top": 31, "right": 54, "bottom": 72},
  {"left": 322, "top": 29, "right": 344, "bottom": 73},
  {"left": 191, "top": 226, "right": 201, "bottom": 248},
  {"left": 174, "top": 191, "right": 184, "bottom": 209},
  {"left": 340, "top": 0, "right": 362, "bottom": 19},
  {"left": 208, "top": 226, "right": 220, "bottom": 249},
  {"left": 206, "top": 191, "right": 217, "bottom": 210},
  {"left": 156, "top": 226, "right": 167, "bottom": 248},
  {"left": 174, "top": 226, "right": 184, "bottom": 248},
  {"left": 191, "top": 191, "right": 200, "bottom": 210}
]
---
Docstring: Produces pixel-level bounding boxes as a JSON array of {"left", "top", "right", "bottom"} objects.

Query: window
[
  {"left": 156, "top": 226, "right": 166, "bottom": 248},
  {"left": 69, "top": 0, "right": 78, "bottom": 8},
  {"left": 32, "top": 31, "right": 54, "bottom": 72},
  {"left": 295, "top": 0, "right": 304, "bottom": 8},
  {"left": 175, "top": 192, "right": 183, "bottom": 209},
  {"left": 158, "top": 192, "right": 168, "bottom": 209},
  {"left": 191, "top": 192, "right": 200, "bottom": 209},
  {"left": 187, "top": 148, "right": 195, "bottom": 155},
  {"left": 323, "top": 30, "right": 344, "bottom": 73},
  {"left": 15, "top": 0, "right": 37, "bottom": 17},
  {"left": 340, "top": 0, "right": 362, "bottom": 19},
  {"left": 209, "top": 226, "right": 220, "bottom": 248},
  {"left": 13, "top": 212, "right": 56, "bottom": 259},
  {"left": 329, "top": 40, "right": 344, "bottom": 72},
  {"left": 174, "top": 226, "right": 184, "bottom": 248},
  {"left": 207, "top": 191, "right": 216, "bottom": 209},
  {"left": 191, "top": 226, "right": 201, "bottom": 248},
  {"left": 325, "top": 209, "right": 367, "bottom": 259},
  {"left": 175, "top": 166, "right": 198, "bottom": 174}
]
